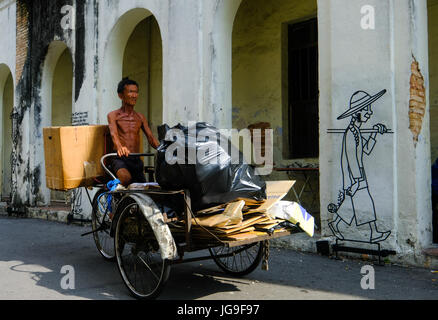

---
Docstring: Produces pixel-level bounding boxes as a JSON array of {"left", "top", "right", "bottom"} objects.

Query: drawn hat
[{"left": 337, "top": 89, "right": 387, "bottom": 120}]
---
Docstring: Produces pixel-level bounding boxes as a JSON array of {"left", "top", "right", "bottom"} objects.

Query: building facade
[{"left": 0, "top": 0, "right": 437, "bottom": 267}]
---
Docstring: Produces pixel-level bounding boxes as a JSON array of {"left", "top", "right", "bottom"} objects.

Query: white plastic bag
[{"left": 267, "top": 201, "right": 314, "bottom": 237}]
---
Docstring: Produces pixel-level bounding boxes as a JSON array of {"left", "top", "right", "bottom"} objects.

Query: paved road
[{"left": 0, "top": 215, "right": 437, "bottom": 300}]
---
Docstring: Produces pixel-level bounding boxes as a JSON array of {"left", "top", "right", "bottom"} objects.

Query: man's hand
[
  {"left": 346, "top": 181, "right": 359, "bottom": 197},
  {"left": 117, "top": 146, "right": 130, "bottom": 157},
  {"left": 373, "top": 123, "right": 387, "bottom": 135}
]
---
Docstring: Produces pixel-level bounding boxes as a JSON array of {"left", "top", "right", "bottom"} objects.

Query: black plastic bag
[{"left": 155, "top": 122, "right": 266, "bottom": 210}]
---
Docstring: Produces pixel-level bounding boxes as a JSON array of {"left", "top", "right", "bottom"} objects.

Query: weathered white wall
[
  {"left": 86, "top": 0, "right": 237, "bottom": 130},
  {"left": 0, "top": 0, "right": 15, "bottom": 202},
  {"left": 319, "top": 0, "right": 395, "bottom": 244},
  {"left": 429, "top": 0, "right": 438, "bottom": 162},
  {"left": 319, "top": 0, "right": 432, "bottom": 265},
  {"left": 197, "top": 0, "right": 241, "bottom": 130},
  {"left": 0, "top": 1, "right": 16, "bottom": 83}
]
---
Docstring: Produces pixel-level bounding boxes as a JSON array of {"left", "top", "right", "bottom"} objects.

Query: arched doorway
[
  {"left": 101, "top": 8, "right": 163, "bottom": 166},
  {"left": 52, "top": 48, "right": 73, "bottom": 127},
  {"left": 40, "top": 41, "right": 73, "bottom": 205},
  {"left": 51, "top": 46, "right": 73, "bottom": 204},
  {"left": 428, "top": 0, "right": 438, "bottom": 243},
  {"left": 0, "top": 64, "right": 13, "bottom": 201},
  {"left": 122, "top": 15, "right": 163, "bottom": 162},
  {"left": 232, "top": 0, "right": 320, "bottom": 227}
]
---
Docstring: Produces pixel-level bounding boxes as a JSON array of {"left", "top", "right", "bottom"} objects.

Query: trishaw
[{"left": 83, "top": 153, "right": 303, "bottom": 300}]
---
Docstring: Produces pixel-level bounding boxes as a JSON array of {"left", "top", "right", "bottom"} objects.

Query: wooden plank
[
  {"left": 222, "top": 232, "right": 260, "bottom": 241},
  {"left": 253, "top": 223, "right": 279, "bottom": 230},
  {"left": 245, "top": 181, "right": 296, "bottom": 214},
  {"left": 224, "top": 229, "right": 299, "bottom": 248},
  {"left": 254, "top": 219, "right": 284, "bottom": 225}
]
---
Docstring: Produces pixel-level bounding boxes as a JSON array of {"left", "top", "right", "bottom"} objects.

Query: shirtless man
[{"left": 107, "top": 77, "right": 160, "bottom": 187}]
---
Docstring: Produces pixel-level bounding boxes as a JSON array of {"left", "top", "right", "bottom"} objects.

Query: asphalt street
[{"left": 0, "top": 215, "right": 437, "bottom": 300}]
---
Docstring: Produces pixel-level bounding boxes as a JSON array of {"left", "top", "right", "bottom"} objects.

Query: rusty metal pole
[{"left": 184, "top": 190, "right": 192, "bottom": 250}]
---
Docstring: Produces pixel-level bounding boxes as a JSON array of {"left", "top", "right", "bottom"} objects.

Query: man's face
[
  {"left": 119, "top": 84, "right": 138, "bottom": 107},
  {"left": 356, "top": 105, "right": 373, "bottom": 123}
]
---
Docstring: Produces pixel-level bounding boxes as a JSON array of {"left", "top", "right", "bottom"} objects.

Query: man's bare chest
[{"left": 116, "top": 114, "right": 142, "bottom": 133}]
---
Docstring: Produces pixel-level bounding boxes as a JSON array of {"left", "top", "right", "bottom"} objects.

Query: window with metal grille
[{"left": 288, "top": 18, "right": 319, "bottom": 159}]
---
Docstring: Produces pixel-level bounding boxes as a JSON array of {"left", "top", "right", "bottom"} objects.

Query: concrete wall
[
  {"left": 319, "top": 0, "right": 432, "bottom": 266},
  {"left": 94, "top": 1, "right": 200, "bottom": 125},
  {"left": 429, "top": 0, "right": 438, "bottom": 162},
  {"left": 11, "top": 1, "right": 78, "bottom": 206},
  {"left": 320, "top": 0, "right": 395, "bottom": 242},
  {"left": 0, "top": 1, "right": 16, "bottom": 82},
  {"left": 0, "top": 0, "right": 15, "bottom": 202}
]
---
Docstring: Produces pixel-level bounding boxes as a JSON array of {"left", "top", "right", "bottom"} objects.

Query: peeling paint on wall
[
  {"left": 13, "top": 0, "right": 86, "bottom": 206},
  {"left": 75, "top": 2, "right": 85, "bottom": 102},
  {"left": 16, "top": 0, "right": 29, "bottom": 85},
  {"left": 409, "top": 56, "right": 426, "bottom": 146}
]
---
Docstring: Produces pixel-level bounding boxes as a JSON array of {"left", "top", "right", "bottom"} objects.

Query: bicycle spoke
[
  {"left": 137, "top": 255, "right": 160, "bottom": 282},
  {"left": 209, "top": 242, "right": 264, "bottom": 276},
  {"left": 115, "top": 198, "right": 169, "bottom": 299}
]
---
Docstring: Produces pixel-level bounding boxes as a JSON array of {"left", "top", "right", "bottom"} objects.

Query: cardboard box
[{"left": 43, "top": 125, "right": 112, "bottom": 190}]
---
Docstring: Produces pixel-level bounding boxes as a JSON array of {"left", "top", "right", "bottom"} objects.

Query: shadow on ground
[{"left": 0, "top": 216, "right": 437, "bottom": 300}]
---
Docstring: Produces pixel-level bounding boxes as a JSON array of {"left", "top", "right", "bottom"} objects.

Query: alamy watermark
[
  {"left": 361, "top": 5, "right": 375, "bottom": 30},
  {"left": 60, "top": 265, "right": 75, "bottom": 290},
  {"left": 360, "top": 265, "right": 375, "bottom": 290},
  {"left": 60, "top": 5, "right": 75, "bottom": 31}
]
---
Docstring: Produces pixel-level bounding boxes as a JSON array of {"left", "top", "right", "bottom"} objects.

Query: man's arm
[
  {"left": 139, "top": 114, "right": 160, "bottom": 149},
  {"left": 107, "top": 112, "right": 130, "bottom": 157},
  {"left": 363, "top": 123, "right": 387, "bottom": 156},
  {"left": 344, "top": 129, "right": 362, "bottom": 197}
]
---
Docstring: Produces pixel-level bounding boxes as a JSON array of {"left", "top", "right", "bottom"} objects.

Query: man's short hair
[{"left": 117, "top": 77, "right": 139, "bottom": 94}]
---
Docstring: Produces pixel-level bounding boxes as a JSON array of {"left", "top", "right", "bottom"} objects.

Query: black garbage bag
[{"left": 155, "top": 122, "right": 266, "bottom": 211}]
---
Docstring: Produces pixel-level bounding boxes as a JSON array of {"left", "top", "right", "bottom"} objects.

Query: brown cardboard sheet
[
  {"left": 245, "top": 180, "right": 295, "bottom": 214},
  {"left": 44, "top": 125, "right": 111, "bottom": 190}
]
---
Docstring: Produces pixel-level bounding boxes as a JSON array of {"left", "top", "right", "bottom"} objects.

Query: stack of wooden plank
[
  {"left": 191, "top": 199, "right": 294, "bottom": 241},
  {"left": 169, "top": 181, "right": 300, "bottom": 242}
]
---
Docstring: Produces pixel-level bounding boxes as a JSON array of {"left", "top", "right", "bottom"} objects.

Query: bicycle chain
[{"left": 261, "top": 240, "right": 270, "bottom": 271}]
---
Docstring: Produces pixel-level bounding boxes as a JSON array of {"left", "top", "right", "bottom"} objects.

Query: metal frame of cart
[{"left": 82, "top": 153, "right": 303, "bottom": 300}]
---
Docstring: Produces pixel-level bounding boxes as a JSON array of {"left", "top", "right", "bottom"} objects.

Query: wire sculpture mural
[{"left": 327, "top": 89, "right": 392, "bottom": 244}]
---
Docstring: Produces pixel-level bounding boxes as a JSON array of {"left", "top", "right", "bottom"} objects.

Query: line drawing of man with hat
[{"left": 327, "top": 89, "right": 391, "bottom": 243}]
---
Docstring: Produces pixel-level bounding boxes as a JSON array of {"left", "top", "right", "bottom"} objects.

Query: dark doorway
[{"left": 288, "top": 18, "right": 319, "bottom": 159}]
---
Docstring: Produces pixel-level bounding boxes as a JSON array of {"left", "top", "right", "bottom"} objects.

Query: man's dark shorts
[{"left": 111, "top": 156, "right": 146, "bottom": 183}]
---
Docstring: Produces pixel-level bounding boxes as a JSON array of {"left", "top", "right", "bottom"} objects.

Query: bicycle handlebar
[{"left": 100, "top": 153, "right": 155, "bottom": 181}]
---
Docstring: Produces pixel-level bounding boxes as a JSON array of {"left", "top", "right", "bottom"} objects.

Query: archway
[
  {"left": 122, "top": 15, "right": 163, "bottom": 163},
  {"left": 232, "top": 0, "right": 320, "bottom": 226},
  {"left": 101, "top": 8, "right": 163, "bottom": 167},
  {"left": 0, "top": 64, "right": 13, "bottom": 201},
  {"left": 428, "top": 0, "right": 438, "bottom": 243},
  {"left": 52, "top": 48, "right": 73, "bottom": 127},
  {"left": 39, "top": 41, "right": 73, "bottom": 205}
]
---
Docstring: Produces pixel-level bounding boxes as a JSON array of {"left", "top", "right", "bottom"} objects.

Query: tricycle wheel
[
  {"left": 208, "top": 241, "right": 265, "bottom": 276},
  {"left": 115, "top": 198, "right": 170, "bottom": 300},
  {"left": 91, "top": 189, "right": 115, "bottom": 261}
]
